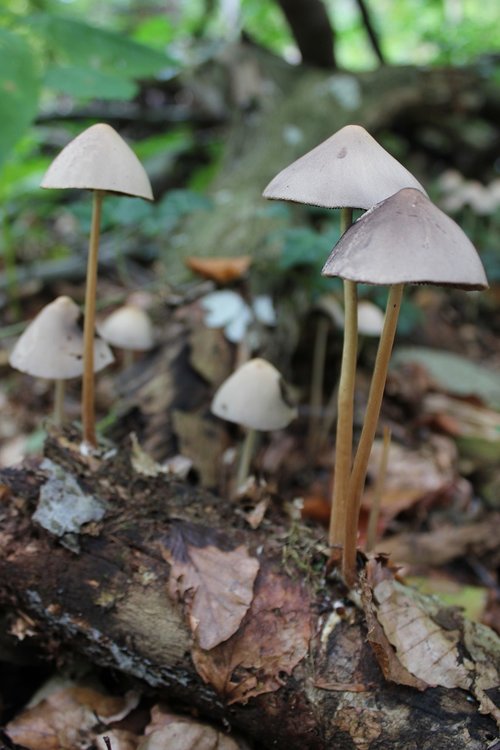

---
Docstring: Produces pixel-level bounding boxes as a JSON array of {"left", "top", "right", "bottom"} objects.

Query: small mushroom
[
  {"left": 9, "top": 296, "right": 113, "bottom": 425},
  {"left": 98, "top": 304, "right": 155, "bottom": 368},
  {"left": 263, "top": 124, "right": 426, "bottom": 554},
  {"left": 211, "top": 358, "right": 297, "bottom": 492},
  {"left": 322, "top": 187, "right": 488, "bottom": 583},
  {"left": 41, "top": 123, "right": 153, "bottom": 448}
]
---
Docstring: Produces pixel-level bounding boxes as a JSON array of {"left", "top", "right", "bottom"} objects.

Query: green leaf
[
  {"left": 44, "top": 63, "right": 137, "bottom": 100},
  {"left": 0, "top": 28, "right": 40, "bottom": 169},
  {"left": 392, "top": 347, "right": 500, "bottom": 409},
  {"left": 27, "top": 13, "right": 177, "bottom": 79}
]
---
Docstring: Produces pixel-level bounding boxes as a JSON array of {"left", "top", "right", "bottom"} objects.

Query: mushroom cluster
[{"left": 264, "top": 124, "right": 488, "bottom": 585}]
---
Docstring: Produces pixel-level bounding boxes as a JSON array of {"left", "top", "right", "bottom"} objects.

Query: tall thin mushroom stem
[
  {"left": 82, "top": 190, "right": 104, "bottom": 448},
  {"left": 53, "top": 378, "right": 66, "bottom": 426},
  {"left": 329, "top": 207, "right": 357, "bottom": 552},
  {"left": 236, "top": 427, "right": 258, "bottom": 493},
  {"left": 342, "top": 282, "right": 404, "bottom": 585}
]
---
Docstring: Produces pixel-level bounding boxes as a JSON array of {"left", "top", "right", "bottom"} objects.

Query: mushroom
[
  {"left": 263, "top": 124, "right": 426, "bottom": 554},
  {"left": 9, "top": 296, "right": 114, "bottom": 425},
  {"left": 211, "top": 358, "right": 297, "bottom": 492},
  {"left": 41, "top": 123, "right": 153, "bottom": 448},
  {"left": 322, "top": 187, "right": 488, "bottom": 583},
  {"left": 98, "top": 304, "right": 155, "bottom": 368}
]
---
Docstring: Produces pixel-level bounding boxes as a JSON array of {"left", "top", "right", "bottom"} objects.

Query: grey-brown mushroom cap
[
  {"left": 98, "top": 305, "right": 155, "bottom": 351},
  {"left": 9, "top": 296, "right": 114, "bottom": 379},
  {"left": 211, "top": 358, "right": 297, "bottom": 431},
  {"left": 263, "top": 124, "right": 426, "bottom": 210},
  {"left": 41, "top": 123, "right": 153, "bottom": 201},
  {"left": 321, "top": 188, "right": 488, "bottom": 290}
]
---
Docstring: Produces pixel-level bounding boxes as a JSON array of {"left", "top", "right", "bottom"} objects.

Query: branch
[{"left": 0, "top": 430, "right": 497, "bottom": 749}]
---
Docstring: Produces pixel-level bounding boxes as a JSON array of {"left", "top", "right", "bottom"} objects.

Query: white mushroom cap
[
  {"left": 322, "top": 188, "right": 488, "bottom": 290},
  {"left": 41, "top": 123, "right": 153, "bottom": 201},
  {"left": 211, "top": 358, "right": 297, "bottom": 431},
  {"left": 357, "top": 300, "right": 385, "bottom": 336},
  {"left": 263, "top": 124, "right": 426, "bottom": 210},
  {"left": 98, "top": 305, "right": 155, "bottom": 351},
  {"left": 9, "top": 296, "right": 114, "bottom": 379}
]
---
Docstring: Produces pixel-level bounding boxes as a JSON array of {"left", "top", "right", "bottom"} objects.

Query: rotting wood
[{"left": 0, "top": 428, "right": 499, "bottom": 749}]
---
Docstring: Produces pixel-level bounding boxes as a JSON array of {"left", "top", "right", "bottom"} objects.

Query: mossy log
[{"left": 0, "top": 429, "right": 498, "bottom": 749}]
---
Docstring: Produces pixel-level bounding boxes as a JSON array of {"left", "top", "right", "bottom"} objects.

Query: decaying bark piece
[{"left": 0, "top": 429, "right": 499, "bottom": 750}]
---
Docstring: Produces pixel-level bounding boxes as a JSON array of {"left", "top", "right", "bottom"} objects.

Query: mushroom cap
[
  {"left": 357, "top": 300, "right": 385, "bottom": 336},
  {"left": 321, "top": 188, "right": 488, "bottom": 290},
  {"left": 211, "top": 358, "right": 297, "bottom": 431},
  {"left": 41, "top": 123, "right": 153, "bottom": 200},
  {"left": 98, "top": 305, "right": 155, "bottom": 351},
  {"left": 9, "top": 296, "right": 114, "bottom": 379},
  {"left": 263, "top": 124, "right": 426, "bottom": 210}
]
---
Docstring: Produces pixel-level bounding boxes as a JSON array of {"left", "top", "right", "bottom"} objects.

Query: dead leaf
[
  {"left": 139, "top": 719, "right": 240, "bottom": 750},
  {"left": 188, "top": 325, "right": 233, "bottom": 386},
  {"left": 96, "top": 730, "right": 139, "bottom": 750},
  {"left": 362, "top": 435, "right": 460, "bottom": 520},
  {"left": 192, "top": 564, "right": 312, "bottom": 704},
  {"left": 369, "top": 570, "right": 500, "bottom": 727},
  {"left": 140, "top": 705, "right": 242, "bottom": 750},
  {"left": 6, "top": 685, "right": 139, "bottom": 750},
  {"left": 186, "top": 256, "right": 252, "bottom": 284},
  {"left": 162, "top": 523, "right": 260, "bottom": 650},
  {"left": 373, "top": 577, "right": 471, "bottom": 689},
  {"left": 375, "top": 514, "right": 500, "bottom": 567},
  {"left": 360, "top": 564, "right": 427, "bottom": 691},
  {"left": 172, "top": 408, "right": 227, "bottom": 488}
]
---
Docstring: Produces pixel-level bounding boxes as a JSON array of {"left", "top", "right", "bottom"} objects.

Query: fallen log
[{"left": 0, "top": 428, "right": 498, "bottom": 749}]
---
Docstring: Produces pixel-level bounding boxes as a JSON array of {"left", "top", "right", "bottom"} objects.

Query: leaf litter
[{"left": 161, "top": 521, "right": 260, "bottom": 650}]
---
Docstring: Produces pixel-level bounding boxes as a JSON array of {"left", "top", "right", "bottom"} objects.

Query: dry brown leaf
[
  {"left": 162, "top": 523, "right": 260, "bottom": 650},
  {"left": 360, "top": 565, "right": 427, "bottom": 691},
  {"left": 373, "top": 578, "right": 471, "bottom": 689},
  {"left": 139, "top": 719, "right": 240, "bottom": 750},
  {"left": 192, "top": 565, "right": 312, "bottom": 704},
  {"left": 6, "top": 686, "right": 139, "bottom": 750},
  {"left": 362, "top": 435, "right": 461, "bottom": 520},
  {"left": 186, "top": 256, "right": 252, "bottom": 284},
  {"left": 375, "top": 514, "right": 500, "bottom": 566},
  {"left": 172, "top": 408, "right": 227, "bottom": 488},
  {"left": 188, "top": 325, "right": 233, "bottom": 387},
  {"left": 96, "top": 730, "right": 139, "bottom": 750},
  {"left": 363, "top": 561, "right": 500, "bottom": 728}
]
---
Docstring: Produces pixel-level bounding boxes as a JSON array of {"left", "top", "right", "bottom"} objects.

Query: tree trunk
[
  {"left": 276, "top": 0, "right": 336, "bottom": 68},
  {"left": 0, "top": 429, "right": 498, "bottom": 749}
]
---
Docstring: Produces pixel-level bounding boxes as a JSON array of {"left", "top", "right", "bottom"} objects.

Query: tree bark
[
  {"left": 276, "top": 0, "right": 336, "bottom": 68},
  {"left": 0, "top": 429, "right": 498, "bottom": 749}
]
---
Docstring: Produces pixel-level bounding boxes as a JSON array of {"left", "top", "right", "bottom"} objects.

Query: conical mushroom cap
[
  {"left": 41, "top": 123, "right": 153, "bottom": 200},
  {"left": 322, "top": 188, "right": 488, "bottom": 290},
  {"left": 211, "top": 358, "right": 297, "bottom": 431},
  {"left": 98, "top": 305, "right": 154, "bottom": 351},
  {"left": 9, "top": 296, "right": 114, "bottom": 379},
  {"left": 263, "top": 124, "right": 426, "bottom": 210}
]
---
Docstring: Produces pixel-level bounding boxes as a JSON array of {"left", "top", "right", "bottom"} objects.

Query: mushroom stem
[
  {"left": 365, "top": 425, "right": 391, "bottom": 552},
  {"left": 329, "top": 207, "right": 357, "bottom": 551},
  {"left": 123, "top": 348, "right": 134, "bottom": 370},
  {"left": 82, "top": 190, "right": 104, "bottom": 448},
  {"left": 236, "top": 427, "right": 258, "bottom": 492},
  {"left": 307, "top": 316, "right": 330, "bottom": 459},
  {"left": 342, "top": 282, "right": 404, "bottom": 585},
  {"left": 53, "top": 378, "right": 66, "bottom": 426}
]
